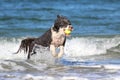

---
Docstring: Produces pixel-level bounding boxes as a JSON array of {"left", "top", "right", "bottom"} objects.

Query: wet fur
[
  {"left": 16, "top": 15, "right": 72, "bottom": 59},
  {"left": 15, "top": 38, "right": 36, "bottom": 54}
]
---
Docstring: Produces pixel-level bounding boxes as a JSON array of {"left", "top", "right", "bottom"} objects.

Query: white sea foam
[
  {"left": 22, "top": 74, "right": 89, "bottom": 80},
  {"left": 22, "top": 74, "right": 56, "bottom": 80},
  {"left": 1, "top": 73, "right": 120, "bottom": 80},
  {"left": 0, "top": 37, "right": 120, "bottom": 60},
  {"left": 0, "top": 60, "right": 26, "bottom": 71},
  {"left": 20, "top": 74, "right": 120, "bottom": 80},
  {"left": 62, "top": 76, "right": 88, "bottom": 80},
  {"left": 100, "top": 76, "right": 120, "bottom": 80},
  {"left": 65, "top": 37, "right": 120, "bottom": 57},
  {"left": 103, "top": 64, "right": 120, "bottom": 70},
  {"left": 0, "top": 38, "right": 26, "bottom": 60}
]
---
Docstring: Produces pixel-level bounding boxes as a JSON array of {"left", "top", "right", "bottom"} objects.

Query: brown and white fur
[{"left": 15, "top": 15, "right": 73, "bottom": 59}]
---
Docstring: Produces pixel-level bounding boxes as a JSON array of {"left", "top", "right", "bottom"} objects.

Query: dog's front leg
[
  {"left": 50, "top": 45, "right": 57, "bottom": 57},
  {"left": 57, "top": 46, "right": 64, "bottom": 58}
]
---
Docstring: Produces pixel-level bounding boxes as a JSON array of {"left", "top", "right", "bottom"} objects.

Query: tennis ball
[{"left": 64, "top": 29, "right": 71, "bottom": 35}]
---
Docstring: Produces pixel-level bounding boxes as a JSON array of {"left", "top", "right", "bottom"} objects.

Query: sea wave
[
  {"left": 0, "top": 59, "right": 120, "bottom": 80},
  {"left": 65, "top": 36, "right": 120, "bottom": 57},
  {"left": 0, "top": 36, "right": 120, "bottom": 60}
]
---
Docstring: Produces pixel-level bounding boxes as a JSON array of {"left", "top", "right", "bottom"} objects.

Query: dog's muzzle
[{"left": 64, "top": 25, "right": 73, "bottom": 36}]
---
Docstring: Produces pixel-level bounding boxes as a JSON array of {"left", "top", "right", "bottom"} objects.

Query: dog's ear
[
  {"left": 57, "top": 15, "right": 61, "bottom": 18},
  {"left": 53, "top": 15, "right": 61, "bottom": 32}
]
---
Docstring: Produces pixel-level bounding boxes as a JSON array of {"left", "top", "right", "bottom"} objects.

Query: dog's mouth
[
  {"left": 68, "top": 25, "right": 73, "bottom": 31},
  {"left": 64, "top": 25, "right": 73, "bottom": 36}
]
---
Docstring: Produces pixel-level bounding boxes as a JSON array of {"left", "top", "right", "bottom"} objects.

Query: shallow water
[
  {"left": 0, "top": 0, "right": 120, "bottom": 80},
  {"left": 0, "top": 36, "right": 120, "bottom": 80}
]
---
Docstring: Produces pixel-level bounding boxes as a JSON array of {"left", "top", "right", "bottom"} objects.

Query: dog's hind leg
[
  {"left": 27, "top": 42, "right": 34, "bottom": 59},
  {"left": 31, "top": 44, "right": 39, "bottom": 56}
]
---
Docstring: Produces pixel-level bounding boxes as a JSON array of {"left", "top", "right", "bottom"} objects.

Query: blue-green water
[
  {"left": 0, "top": 0, "right": 120, "bottom": 80},
  {"left": 0, "top": 0, "right": 120, "bottom": 37}
]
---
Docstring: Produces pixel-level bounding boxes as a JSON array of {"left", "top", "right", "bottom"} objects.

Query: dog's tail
[{"left": 15, "top": 38, "right": 36, "bottom": 54}]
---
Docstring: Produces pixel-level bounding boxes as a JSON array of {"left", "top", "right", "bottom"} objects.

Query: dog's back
[
  {"left": 15, "top": 29, "right": 52, "bottom": 59},
  {"left": 34, "top": 29, "right": 52, "bottom": 47}
]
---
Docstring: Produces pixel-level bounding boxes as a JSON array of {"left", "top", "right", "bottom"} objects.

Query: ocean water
[{"left": 0, "top": 0, "right": 120, "bottom": 80}]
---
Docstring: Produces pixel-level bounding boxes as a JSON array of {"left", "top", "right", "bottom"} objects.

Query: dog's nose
[
  {"left": 71, "top": 26, "right": 73, "bottom": 29},
  {"left": 69, "top": 26, "right": 73, "bottom": 31}
]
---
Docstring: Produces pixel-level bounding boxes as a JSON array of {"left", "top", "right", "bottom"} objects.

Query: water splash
[{"left": 65, "top": 36, "right": 120, "bottom": 57}]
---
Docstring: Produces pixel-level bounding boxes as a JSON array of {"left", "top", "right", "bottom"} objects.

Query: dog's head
[{"left": 53, "top": 15, "right": 73, "bottom": 34}]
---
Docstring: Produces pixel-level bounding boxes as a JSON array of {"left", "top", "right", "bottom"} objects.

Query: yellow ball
[{"left": 64, "top": 29, "right": 71, "bottom": 35}]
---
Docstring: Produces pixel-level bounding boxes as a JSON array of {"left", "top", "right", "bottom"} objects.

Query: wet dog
[{"left": 16, "top": 15, "right": 73, "bottom": 59}]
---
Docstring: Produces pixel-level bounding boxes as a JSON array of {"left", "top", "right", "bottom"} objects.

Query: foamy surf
[
  {"left": 0, "top": 36, "right": 120, "bottom": 60},
  {"left": 0, "top": 36, "right": 120, "bottom": 80},
  {"left": 0, "top": 37, "right": 26, "bottom": 60},
  {"left": 1, "top": 74, "right": 120, "bottom": 80},
  {"left": 22, "top": 74, "right": 89, "bottom": 80},
  {"left": 65, "top": 36, "right": 120, "bottom": 57}
]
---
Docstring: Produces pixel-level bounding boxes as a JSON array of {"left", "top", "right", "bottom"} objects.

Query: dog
[{"left": 15, "top": 15, "right": 73, "bottom": 59}]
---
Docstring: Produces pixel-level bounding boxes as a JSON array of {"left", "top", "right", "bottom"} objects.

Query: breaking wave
[{"left": 0, "top": 36, "right": 120, "bottom": 60}]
